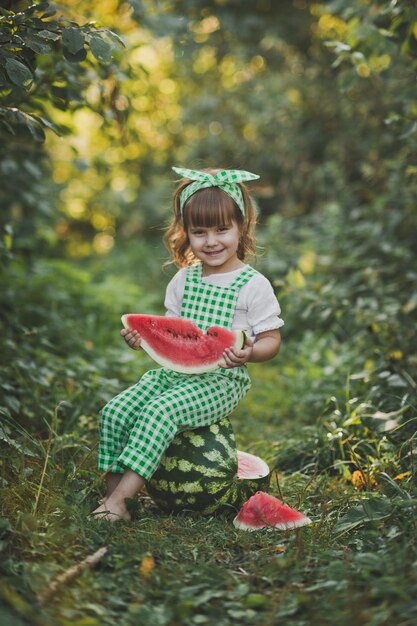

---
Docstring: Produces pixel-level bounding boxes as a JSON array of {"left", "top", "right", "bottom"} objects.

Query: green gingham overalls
[{"left": 98, "top": 263, "right": 257, "bottom": 480}]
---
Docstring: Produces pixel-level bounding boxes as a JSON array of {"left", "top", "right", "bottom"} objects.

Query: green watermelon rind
[
  {"left": 146, "top": 418, "right": 271, "bottom": 515},
  {"left": 121, "top": 314, "right": 245, "bottom": 374}
]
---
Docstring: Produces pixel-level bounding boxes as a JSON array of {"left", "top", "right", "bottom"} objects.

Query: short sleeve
[
  {"left": 245, "top": 274, "right": 284, "bottom": 336},
  {"left": 164, "top": 268, "right": 186, "bottom": 317}
]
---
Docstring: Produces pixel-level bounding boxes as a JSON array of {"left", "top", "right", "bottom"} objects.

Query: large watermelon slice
[
  {"left": 146, "top": 417, "right": 270, "bottom": 515},
  {"left": 121, "top": 314, "right": 245, "bottom": 374},
  {"left": 233, "top": 491, "right": 312, "bottom": 531}
]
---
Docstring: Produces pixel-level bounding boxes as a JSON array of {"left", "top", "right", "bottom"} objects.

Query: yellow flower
[
  {"left": 351, "top": 470, "right": 377, "bottom": 488},
  {"left": 394, "top": 471, "right": 411, "bottom": 481},
  {"left": 387, "top": 350, "right": 403, "bottom": 361},
  {"left": 357, "top": 63, "right": 371, "bottom": 78},
  {"left": 139, "top": 554, "right": 156, "bottom": 578}
]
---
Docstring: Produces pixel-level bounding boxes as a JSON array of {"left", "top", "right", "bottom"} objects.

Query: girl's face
[{"left": 187, "top": 220, "right": 243, "bottom": 274}]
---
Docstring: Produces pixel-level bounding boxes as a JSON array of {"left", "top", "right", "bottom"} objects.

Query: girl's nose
[{"left": 206, "top": 231, "right": 217, "bottom": 245}]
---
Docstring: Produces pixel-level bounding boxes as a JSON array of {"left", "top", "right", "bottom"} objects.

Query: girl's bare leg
[
  {"left": 92, "top": 469, "right": 145, "bottom": 522},
  {"left": 97, "top": 472, "right": 123, "bottom": 505},
  {"left": 105, "top": 472, "right": 123, "bottom": 498}
]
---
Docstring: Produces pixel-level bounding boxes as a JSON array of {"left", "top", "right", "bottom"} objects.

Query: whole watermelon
[{"left": 146, "top": 417, "right": 270, "bottom": 515}]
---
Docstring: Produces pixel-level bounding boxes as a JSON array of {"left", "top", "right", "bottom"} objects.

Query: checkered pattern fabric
[
  {"left": 172, "top": 167, "right": 259, "bottom": 216},
  {"left": 98, "top": 367, "right": 249, "bottom": 478},
  {"left": 181, "top": 263, "right": 257, "bottom": 331},
  {"left": 98, "top": 263, "right": 256, "bottom": 479}
]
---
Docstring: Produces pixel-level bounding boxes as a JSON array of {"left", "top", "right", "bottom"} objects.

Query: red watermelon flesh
[
  {"left": 233, "top": 491, "right": 312, "bottom": 531},
  {"left": 121, "top": 314, "right": 245, "bottom": 374}
]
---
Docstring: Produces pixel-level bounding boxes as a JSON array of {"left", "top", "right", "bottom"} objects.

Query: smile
[{"left": 204, "top": 249, "right": 225, "bottom": 256}]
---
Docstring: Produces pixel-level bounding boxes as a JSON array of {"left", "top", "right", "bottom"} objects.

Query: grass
[{"left": 1, "top": 352, "right": 417, "bottom": 626}]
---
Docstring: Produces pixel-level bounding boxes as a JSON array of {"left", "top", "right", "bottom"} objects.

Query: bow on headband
[{"left": 172, "top": 167, "right": 259, "bottom": 216}]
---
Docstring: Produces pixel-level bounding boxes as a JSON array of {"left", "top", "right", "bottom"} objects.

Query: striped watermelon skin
[{"left": 146, "top": 418, "right": 270, "bottom": 515}]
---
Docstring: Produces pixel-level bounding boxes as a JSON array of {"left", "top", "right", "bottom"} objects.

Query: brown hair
[{"left": 164, "top": 170, "right": 257, "bottom": 267}]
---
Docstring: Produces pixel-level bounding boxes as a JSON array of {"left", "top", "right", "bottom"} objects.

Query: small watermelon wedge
[
  {"left": 233, "top": 491, "right": 312, "bottom": 531},
  {"left": 121, "top": 314, "right": 245, "bottom": 374}
]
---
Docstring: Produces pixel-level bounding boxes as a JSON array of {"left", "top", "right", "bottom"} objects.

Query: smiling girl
[{"left": 92, "top": 167, "right": 284, "bottom": 522}]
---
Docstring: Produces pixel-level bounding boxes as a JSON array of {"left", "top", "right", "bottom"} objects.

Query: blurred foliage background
[
  {"left": 1, "top": 1, "right": 417, "bottom": 624},
  {"left": 1, "top": 0, "right": 416, "bottom": 436}
]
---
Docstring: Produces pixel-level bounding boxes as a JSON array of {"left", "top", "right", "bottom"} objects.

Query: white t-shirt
[{"left": 164, "top": 265, "right": 284, "bottom": 339}]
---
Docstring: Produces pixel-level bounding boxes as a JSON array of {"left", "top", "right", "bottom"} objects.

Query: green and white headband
[{"left": 172, "top": 167, "right": 259, "bottom": 216}]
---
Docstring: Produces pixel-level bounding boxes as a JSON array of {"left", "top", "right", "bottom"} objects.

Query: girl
[{"left": 92, "top": 167, "right": 284, "bottom": 522}]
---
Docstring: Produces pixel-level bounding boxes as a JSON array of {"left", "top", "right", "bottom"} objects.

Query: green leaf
[
  {"left": 37, "top": 116, "right": 61, "bottom": 136},
  {"left": 355, "top": 23, "right": 378, "bottom": 40},
  {"left": 89, "top": 34, "right": 112, "bottom": 63},
  {"left": 333, "top": 497, "right": 393, "bottom": 535},
  {"left": 0, "top": 425, "right": 37, "bottom": 457},
  {"left": 0, "top": 108, "right": 15, "bottom": 135},
  {"left": 3, "top": 109, "right": 47, "bottom": 142},
  {"left": 62, "top": 27, "right": 85, "bottom": 55},
  {"left": 25, "top": 115, "right": 46, "bottom": 142},
  {"left": 361, "top": 497, "right": 393, "bottom": 520},
  {"left": 107, "top": 29, "right": 126, "bottom": 48},
  {"left": 337, "top": 69, "right": 358, "bottom": 93},
  {"left": 25, "top": 35, "right": 52, "bottom": 54},
  {"left": 29, "top": 1, "right": 49, "bottom": 13},
  {"left": 4, "top": 58, "right": 33, "bottom": 89},
  {"left": 0, "top": 517, "right": 13, "bottom": 535},
  {"left": 37, "top": 29, "right": 60, "bottom": 41},
  {"left": 63, "top": 47, "right": 87, "bottom": 63},
  {"left": 40, "top": 8, "right": 57, "bottom": 19}
]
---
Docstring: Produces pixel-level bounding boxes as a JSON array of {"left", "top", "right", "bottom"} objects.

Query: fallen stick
[{"left": 37, "top": 546, "right": 108, "bottom": 605}]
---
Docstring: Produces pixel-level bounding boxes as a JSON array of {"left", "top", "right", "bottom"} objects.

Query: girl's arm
[
  {"left": 221, "top": 329, "right": 281, "bottom": 368},
  {"left": 248, "top": 329, "right": 281, "bottom": 363}
]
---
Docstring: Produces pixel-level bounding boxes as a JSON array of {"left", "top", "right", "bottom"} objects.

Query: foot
[
  {"left": 91, "top": 499, "right": 131, "bottom": 522},
  {"left": 92, "top": 469, "right": 145, "bottom": 522}
]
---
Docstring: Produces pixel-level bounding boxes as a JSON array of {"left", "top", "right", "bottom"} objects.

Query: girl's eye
[{"left": 218, "top": 226, "right": 230, "bottom": 232}]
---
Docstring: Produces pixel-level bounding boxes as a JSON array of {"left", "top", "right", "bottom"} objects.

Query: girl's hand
[
  {"left": 120, "top": 328, "right": 142, "bottom": 350},
  {"left": 220, "top": 336, "right": 254, "bottom": 369}
]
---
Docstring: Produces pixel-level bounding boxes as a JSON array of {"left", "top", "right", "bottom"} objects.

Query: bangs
[{"left": 183, "top": 187, "right": 242, "bottom": 228}]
